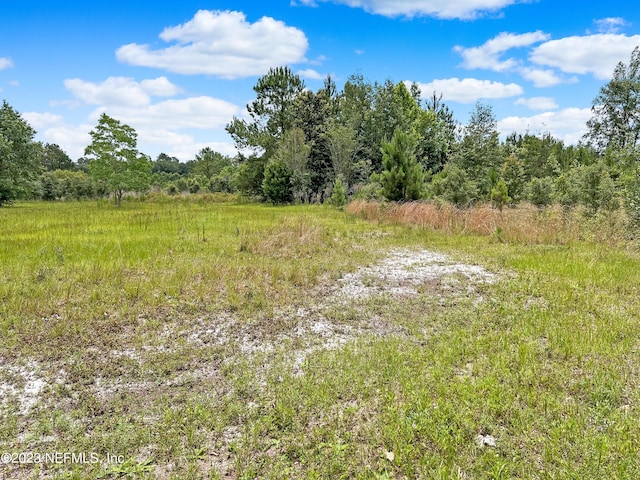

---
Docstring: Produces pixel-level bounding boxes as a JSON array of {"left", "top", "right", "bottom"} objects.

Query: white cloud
[
  {"left": 45, "top": 75, "right": 244, "bottom": 161},
  {"left": 140, "top": 77, "right": 182, "bottom": 97},
  {"left": 96, "top": 96, "right": 240, "bottom": 131},
  {"left": 64, "top": 76, "right": 181, "bottom": 107},
  {"left": 0, "top": 57, "right": 13, "bottom": 70},
  {"left": 22, "top": 112, "right": 65, "bottom": 130},
  {"left": 514, "top": 96, "right": 558, "bottom": 111},
  {"left": 297, "top": 68, "right": 324, "bottom": 80},
  {"left": 166, "top": 140, "right": 239, "bottom": 161},
  {"left": 116, "top": 10, "right": 309, "bottom": 78},
  {"left": 413, "top": 77, "right": 523, "bottom": 103},
  {"left": 530, "top": 34, "right": 640, "bottom": 80},
  {"left": 593, "top": 17, "right": 628, "bottom": 34},
  {"left": 518, "top": 67, "right": 570, "bottom": 87},
  {"left": 301, "top": 0, "right": 521, "bottom": 20},
  {"left": 38, "top": 123, "right": 94, "bottom": 160},
  {"left": 498, "top": 107, "right": 592, "bottom": 144},
  {"left": 455, "top": 31, "right": 550, "bottom": 71}
]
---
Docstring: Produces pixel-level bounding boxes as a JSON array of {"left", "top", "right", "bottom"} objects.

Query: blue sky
[{"left": 1, "top": 0, "right": 639, "bottom": 161}]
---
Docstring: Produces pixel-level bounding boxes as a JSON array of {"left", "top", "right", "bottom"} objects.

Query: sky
[{"left": 1, "top": 0, "right": 639, "bottom": 162}]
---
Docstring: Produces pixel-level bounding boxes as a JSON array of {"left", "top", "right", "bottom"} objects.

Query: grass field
[{"left": 1, "top": 197, "right": 640, "bottom": 479}]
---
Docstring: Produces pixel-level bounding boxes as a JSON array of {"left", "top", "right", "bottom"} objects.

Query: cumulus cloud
[
  {"left": 64, "top": 76, "right": 181, "bottom": 107},
  {"left": 116, "top": 10, "right": 309, "bottom": 78},
  {"left": 455, "top": 31, "right": 550, "bottom": 71},
  {"left": 44, "top": 75, "right": 244, "bottom": 160},
  {"left": 22, "top": 112, "right": 66, "bottom": 130},
  {"left": 593, "top": 17, "right": 628, "bottom": 34},
  {"left": 498, "top": 107, "right": 592, "bottom": 144},
  {"left": 517, "top": 67, "right": 570, "bottom": 87},
  {"left": 412, "top": 77, "right": 523, "bottom": 103},
  {"left": 299, "top": 0, "right": 520, "bottom": 20},
  {"left": 35, "top": 123, "right": 94, "bottom": 160},
  {"left": 0, "top": 57, "right": 13, "bottom": 70},
  {"left": 514, "top": 96, "right": 558, "bottom": 110},
  {"left": 64, "top": 75, "right": 240, "bottom": 131},
  {"left": 94, "top": 96, "right": 240, "bottom": 131},
  {"left": 530, "top": 34, "right": 640, "bottom": 80},
  {"left": 297, "top": 68, "right": 325, "bottom": 80}
]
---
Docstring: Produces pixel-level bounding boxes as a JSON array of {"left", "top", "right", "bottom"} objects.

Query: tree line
[{"left": 1, "top": 47, "right": 639, "bottom": 222}]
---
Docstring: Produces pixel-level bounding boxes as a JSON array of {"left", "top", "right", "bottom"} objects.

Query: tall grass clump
[{"left": 347, "top": 200, "right": 629, "bottom": 245}]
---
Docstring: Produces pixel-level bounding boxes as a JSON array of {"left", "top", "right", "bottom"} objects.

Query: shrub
[{"left": 262, "top": 159, "right": 293, "bottom": 205}]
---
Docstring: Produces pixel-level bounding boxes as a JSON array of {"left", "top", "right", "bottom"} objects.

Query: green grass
[{"left": 1, "top": 198, "right": 639, "bottom": 479}]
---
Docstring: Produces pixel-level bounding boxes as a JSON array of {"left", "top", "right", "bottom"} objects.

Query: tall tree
[
  {"left": 335, "top": 74, "right": 375, "bottom": 171},
  {"left": 291, "top": 78, "right": 336, "bottom": 197},
  {"left": 153, "top": 153, "right": 186, "bottom": 175},
  {"left": 226, "top": 66, "right": 305, "bottom": 157},
  {"left": 273, "top": 128, "right": 311, "bottom": 202},
  {"left": 262, "top": 158, "right": 292, "bottom": 205},
  {"left": 84, "top": 113, "right": 151, "bottom": 206},
  {"left": 0, "top": 101, "right": 41, "bottom": 205},
  {"left": 190, "top": 147, "right": 231, "bottom": 179},
  {"left": 419, "top": 92, "right": 457, "bottom": 173},
  {"left": 367, "top": 80, "right": 422, "bottom": 172},
  {"left": 380, "top": 128, "right": 426, "bottom": 201},
  {"left": 40, "top": 143, "right": 75, "bottom": 171},
  {"left": 586, "top": 46, "right": 640, "bottom": 158},
  {"left": 455, "top": 102, "right": 502, "bottom": 195},
  {"left": 323, "top": 122, "right": 364, "bottom": 190}
]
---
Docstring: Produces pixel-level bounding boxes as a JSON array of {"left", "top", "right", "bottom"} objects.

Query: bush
[
  {"left": 490, "top": 178, "right": 510, "bottom": 211},
  {"left": 527, "top": 177, "right": 554, "bottom": 208},
  {"left": 329, "top": 176, "right": 347, "bottom": 208},
  {"left": 262, "top": 159, "right": 293, "bottom": 205},
  {"left": 430, "top": 163, "right": 478, "bottom": 207}
]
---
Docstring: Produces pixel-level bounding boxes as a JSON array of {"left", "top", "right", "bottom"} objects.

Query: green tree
[
  {"left": 235, "top": 155, "right": 266, "bottom": 197},
  {"left": 40, "top": 143, "right": 75, "bottom": 171},
  {"left": 586, "top": 46, "right": 640, "bottom": 157},
  {"left": 0, "top": 100, "right": 41, "bottom": 205},
  {"left": 623, "top": 168, "right": 640, "bottom": 227},
  {"left": 455, "top": 102, "right": 501, "bottom": 194},
  {"left": 209, "top": 165, "right": 237, "bottom": 193},
  {"left": 335, "top": 73, "right": 375, "bottom": 166},
  {"left": 380, "top": 129, "right": 426, "bottom": 201},
  {"left": 329, "top": 175, "right": 347, "bottom": 208},
  {"left": 262, "top": 158, "right": 292, "bottom": 204},
  {"left": 226, "top": 66, "right": 305, "bottom": 157},
  {"left": 500, "top": 153, "right": 527, "bottom": 204},
  {"left": 490, "top": 178, "right": 510, "bottom": 211},
  {"left": 527, "top": 177, "right": 554, "bottom": 208},
  {"left": 84, "top": 113, "right": 151, "bottom": 206},
  {"left": 323, "top": 122, "right": 369, "bottom": 190},
  {"left": 153, "top": 153, "right": 187, "bottom": 176},
  {"left": 430, "top": 163, "right": 478, "bottom": 207},
  {"left": 291, "top": 78, "right": 337, "bottom": 198},
  {"left": 273, "top": 128, "right": 311, "bottom": 202},
  {"left": 580, "top": 161, "right": 620, "bottom": 214},
  {"left": 191, "top": 147, "right": 231, "bottom": 179},
  {"left": 420, "top": 92, "right": 457, "bottom": 174}
]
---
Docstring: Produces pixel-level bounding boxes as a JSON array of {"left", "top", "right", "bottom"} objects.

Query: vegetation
[
  {"left": 84, "top": 113, "right": 152, "bottom": 207},
  {"left": 2, "top": 48, "right": 640, "bottom": 221},
  {"left": 0, "top": 101, "right": 41, "bottom": 206},
  {"left": 1, "top": 198, "right": 639, "bottom": 479}
]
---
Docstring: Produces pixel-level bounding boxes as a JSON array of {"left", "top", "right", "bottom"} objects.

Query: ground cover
[{"left": 1, "top": 198, "right": 639, "bottom": 479}]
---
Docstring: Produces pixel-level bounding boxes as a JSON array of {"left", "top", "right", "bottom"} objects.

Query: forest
[{"left": 2, "top": 48, "right": 639, "bottom": 226}]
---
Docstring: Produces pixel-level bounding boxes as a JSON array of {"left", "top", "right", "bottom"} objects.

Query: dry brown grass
[{"left": 347, "top": 200, "right": 629, "bottom": 245}]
